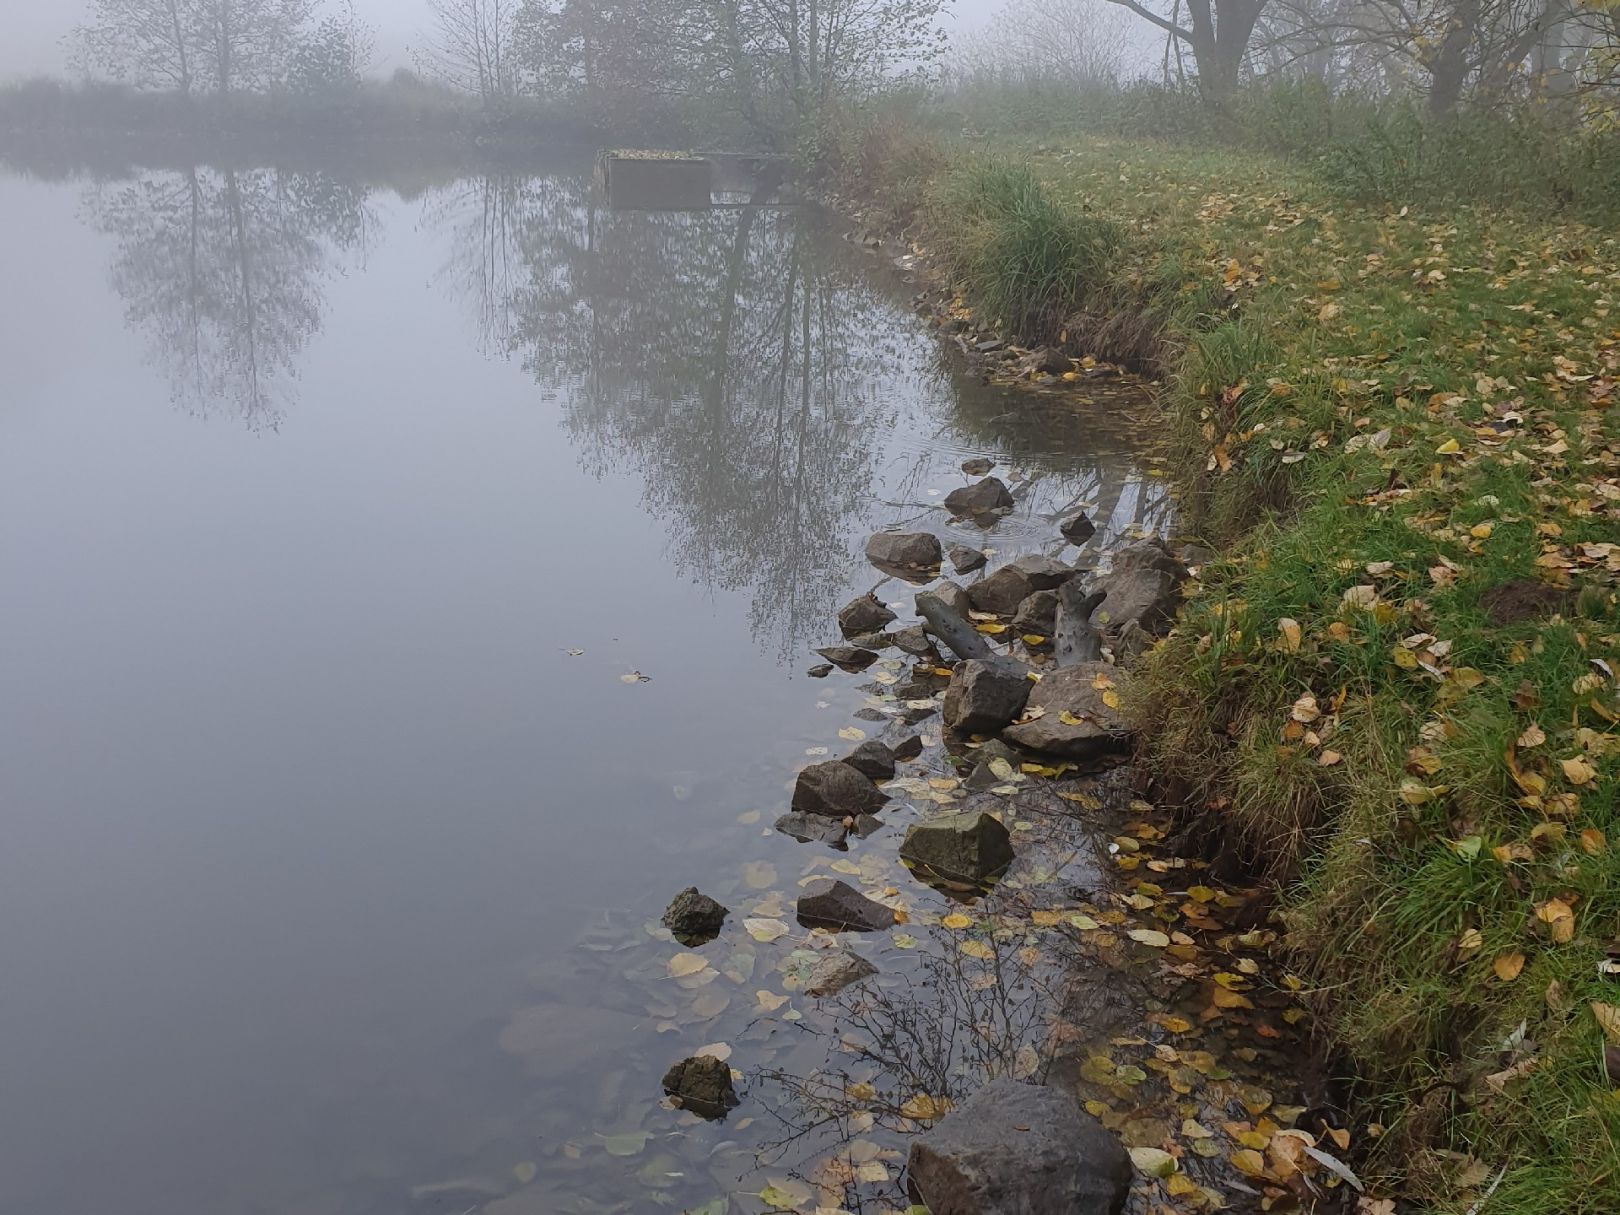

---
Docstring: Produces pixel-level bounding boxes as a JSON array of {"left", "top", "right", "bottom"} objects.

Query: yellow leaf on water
[
  {"left": 1069, "top": 913, "right": 1101, "bottom": 930},
  {"left": 899, "top": 1093, "right": 952, "bottom": 1121},
  {"left": 940, "top": 913, "right": 974, "bottom": 930},
  {"left": 975, "top": 622, "right": 1008, "bottom": 635},
  {"left": 1212, "top": 985, "right": 1255, "bottom": 1010},
  {"left": 837, "top": 726, "right": 867, "bottom": 742},
  {"left": 744, "top": 918, "right": 789, "bottom": 943},
  {"left": 756, "top": 989, "right": 789, "bottom": 1011},
  {"left": 1493, "top": 953, "right": 1525, "bottom": 982},
  {"left": 1031, "top": 909, "right": 1063, "bottom": 927},
  {"left": 696, "top": 1042, "right": 732, "bottom": 1062},
  {"left": 513, "top": 1162, "right": 537, "bottom": 1184},
  {"left": 959, "top": 939, "right": 994, "bottom": 960},
  {"left": 668, "top": 953, "right": 711, "bottom": 978},
  {"left": 1231, "top": 1148, "right": 1269, "bottom": 1178},
  {"left": 743, "top": 860, "right": 777, "bottom": 889}
]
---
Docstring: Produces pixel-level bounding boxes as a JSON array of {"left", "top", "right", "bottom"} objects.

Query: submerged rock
[
  {"left": 844, "top": 739, "right": 897, "bottom": 782},
  {"left": 774, "top": 811, "right": 849, "bottom": 847},
  {"left": 792, "top": 760, "right": 889, "bottom": 818},
  {"left": 907, "top": 1078, "right": 1131, "bottom": 1215},
  {"left": 807, "top": 663, "right": 834, "bottom": 678},
  {"left": 805, "top": 949, "right": 879, "bottom": 997},
  {"left": 949, "top": 543, "right": 988, "bottom": 574},
  {"left": 961, "top": 457, "right": 995, "bottom": 476},
  {"left": 661, "top": 887, "right": 728, "bottom": 940},
  {"left": 838, "top": 593, "right": 897, "bottom": 638},
  {"left": 900, "top": 810, "right": 1014, "bottom": 884},
  {"left": 966, "top": 565, "right": 1035, "bottom": 616},
  {"left": 816, "top": 645, "right": 879, "bottom": 672},
  {"left": 943, "top": 660, "right": 1032, "bottom": 735},
  {"left": 865, "top": 531, "right": 944, "bottom": 580},
  {"left": 661, "top": 1054, "right": 738, "bottom": 1120},
  {"left": 1060, "top": 512, "right": 1098, "bottom": 546},
  {"left": 944, "top": 476, "right": 1015, "bottom": 520},
  {"left": 1001, "top": 661, "right": 1130, "bottom": 759},
  {"left": 797, "top": 878, "right": 897, "bottom": 932}
]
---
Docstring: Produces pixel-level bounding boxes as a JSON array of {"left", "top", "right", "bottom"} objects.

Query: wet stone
[
  {"left": 837, "top": 593, "right": 897, "bottom": 638},
  {"left": 791, "top": 760, "right": 889, "bottom": 818},
  {"left": 661, "top": 887, "right": 728, "bottom": 941},
  {"left": 966, "top": 565, "right": 1035, "bottom": 617},
  {"left": 661, "top": 1054, "right": 738, "bottom": 1120},
  {"left": 944, "top": 476, "right": 1015, "bottom": 519},
  {"left": 925, "top": 580, "right": 973, "bottom": 620},
  {"left": 865, "top": 531, "right": 944, "bottom": 580},
  {"left": 796, "top": 879, "right": 896, "bottom": 932},
  {"left": 774, "top": 811, "right": 849, "bottom": 847},
  {"left": 893, "top": 735, "right": 926, "bottom": 762},
  {"left": 807, "top": 663, "right": 834, "bottom": 678},
  {"left": 949, "top": 544, "right": 988, "bottom": 574},
  {"left": 961, "top": 457, "right": 995, "bottom": 476},
  {"left": 815, "top": 645, "right": 879, "bottom": 672},
  {"left": 1060, "top": 512, "right": 1098, "bottom": 546},
  {"left": 943, "top": 659, "right": 1032, "bottom": 735},
  {"left": 891, "top": 624, "right": 936, "bottom": 657},
  {"left": 805, "top": 949, "right": 879, "bottom": 997},
  {"left": 844, "top": 739, "right": 897, "bottom": 782},
  {"left": 900, "top": 810, "right": 1014, "bottom": 884},
  {"left": 907, "top": 1078, "right": 1131, "bottom": 1215},
  {"left": 1011, "top": 589, "right": 1059, "bottom": 638},
  {"left": 1007, "top": 552, "right": 1078, "bottom": 591}
]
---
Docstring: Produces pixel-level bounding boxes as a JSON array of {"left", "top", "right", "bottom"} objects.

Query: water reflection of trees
[{"left": 85, "top": 165, "right": 373, "bottom": 429}]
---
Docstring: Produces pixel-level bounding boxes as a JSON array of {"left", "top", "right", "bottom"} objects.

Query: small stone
[
  {"left": 966, "top": 565, "right": 1036, "bottom": 616},
  {"left": 805, "top": 950, "right": 879, "bottom": 997},
  {"left": 844, "top": 739, "right": 897, "bottom": 781},
  {"left": 847, "top": 631, "right": 895, "bottom": 650},
  {"left": 961, "top": 457, "right": 995, "bottom": 476},
  {"left": 661, "top": 1054, "right": 738, "bottom": 1120},
  {"left": 815, "top": 645, "right": 879, "bottom": 672},
  {"left": 891, "top": 624, "right": 937, "bottom": 657},
  {"left": 1006, "top": 553, "right": 1078, "bottom": 591},
  {"left": 894, "top": 735, "right": 925, "bottom": 761},
  {"left": 900, "top": 810, "right": 1014, "bottom": 884},
  {"left": 807, "top": 663, "right": 834, "bottom": 678},
  {"left": 1060, "top": 512, "right": 1098, "bottom": 546},
  {"left": 1011, "top": 590, "right": 1059, "bottom": 638},
  {"left": 943, "top": 660, "right": 1032, "bottom": 735},
  {"left": 792, "top": 760, "right": 889, "bottom": 818},
  {"left": 662, "top": 887, "right": 728, "bottom": 940},
  {"left": 949, "top": 544, "right": 989, "bottom": 574},
  {"left": 838, "top": 593, "right": 897, "bottom": 638},
  {"left": 796, "top": 879, "right": 896, "bottom": 932},
  {"left": 944, "top": 477, "right": 1015, "bottom": 520},
  {"left": 774, "top": 812, "right": 849, "bottom": 847},
  {"left": 865, "top": 531, "right": 944, "bottom": 580},
  {"left": 1022, "top": 346, "right": 1071, "bottom": 376},
  {"left": 925, "top": 581, "right": 973, "bottom": 619}
]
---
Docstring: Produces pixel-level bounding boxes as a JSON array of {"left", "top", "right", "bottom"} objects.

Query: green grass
[{"left": 824, "top": 117, "right": 1620, "bottom": 1211}]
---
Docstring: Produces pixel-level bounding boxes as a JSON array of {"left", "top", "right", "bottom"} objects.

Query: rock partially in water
[
  {"left": 796, "top": 878, "right": 896, "bottom": 931},
  {"left": 844, "top": 739, "right": 897, "bottom": 782},
  {"left": 907, "top": 1078, "right": 1131, "bottom": 1215},
  {"left": 967, "top": 565, "right": 1035, "bottom": 616},
  {"left": 1011, "top": 589, "right": 1059, "bottom": 639},
  {"left": 661, "top": 1054, "right": 738, "bottom": 1120},
  {"left": 900, "top": 810, "right": 1014, "bottom": 884},
  {"left": 961, "top": 457, "right": 995, "bottom": 476},
  {"left": 1090, "top": 565, "right": 1183, "bottom": 638},
  {"left": 1001, "top": 661, "right": 1130, "bottom": 759},
  {"left": 944, "top": 476, "right": 1015, "bottom": 520},
  {"left": 924, "top": 580, "right": 973, "bottom": 620},
  {"left": 949, "top": 543, "right": 988, "bottom": 574},
  {"left": 774, "top": 811, "right": 849, "bottom": 847},
  {"left": 816, "top": 645, "right": 879, "bottom": 672},
  {"left": 865, "top": 531, "right": 944, "bottom": 580},
  {"left": 838, "top": 593, "right": 897, "bottom": 638},
  {"left": 891, "top": 624, "right": 937, "bottom": 658},
  {"left": 894, "top": 734, "right": 925, "bottom": 762},
  {"left": 943, "top": 660, "right": 1032, "bottom": 735},
  {"left": 1007, "top": 552, "right": 1078, "bottom": 591},
  {"left": 661, "top": 887, "right": 728, "bottom": 941},
  {"left": 1060, "top": 512, "right": 1098, "bottom": 546},
  {"left": 805, "top": 949, "right": 879, "bottom": 997},
  {"left": 807, "top": 663, "right": 834, "bottom": 678},
  {"left": 792, "top": 760, "right": 889, "bottom": 818}
]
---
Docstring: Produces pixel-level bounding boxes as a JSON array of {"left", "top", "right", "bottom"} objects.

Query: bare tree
[
  {"left": 72, "top": 0, "right": 315, "bottom": 95},
  {"left": 71, "top": 0, "right": 201, "bottom": 94},
  {"left": 1102, "top": 0, "right": 1272, "bottom": 102},
  {"left": 949, "top": 0, "right": 1138, "bottom": 88},
  {"left": 415, "top": 0, "right": 518, "bottom": 104}
]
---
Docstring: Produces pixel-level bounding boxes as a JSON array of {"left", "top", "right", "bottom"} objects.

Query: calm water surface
[{"left": 0, "top": 151, "right": 1167, "bottom": 1215}]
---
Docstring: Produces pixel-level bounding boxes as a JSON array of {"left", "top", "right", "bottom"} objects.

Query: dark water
[{"left": 0, "top": 151, "right": 1168, "bottom": 1215}]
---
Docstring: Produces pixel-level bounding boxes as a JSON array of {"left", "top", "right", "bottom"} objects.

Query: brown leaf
[{"left": 1493, "top": 952, "right": 1526, "bottom": 982}]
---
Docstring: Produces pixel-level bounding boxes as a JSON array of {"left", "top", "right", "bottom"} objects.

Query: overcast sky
[{"left": 0, "top": 0, "right": 1003, "bottom": 82}]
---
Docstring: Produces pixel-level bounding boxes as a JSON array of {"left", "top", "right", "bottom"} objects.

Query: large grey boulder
[
  {"left": 796, "top": 879, "right": 896, "bottom": 932},
  {"left": 838, "top": 594, "right": 897, "bottom": 638},
  {"left": 1011, "top": 590, "right": 1059, "bottom": 639},
  {"left": 900, "top": 810, "right": 1014, "bottom": 883},
  {"left": 943, "top": 660, "right": 1032, "bottom": 736},
  {"left": 805, "top": 950, "right": 878, "bottom": 997},
  {"left": 792, "top": 760, "right": 889, "bottom": 818},
  {"left": 967, "top": 566, "right": 1036, "bottom": 616},
  {"left": 1089, "top": 567, "right": 1182, "bottom": 638},
  {"left": 661, "top": 1054, "right": 738, "bottom": 1120},
  {"left": 945, "top": 477, "right": 1015, "bottom": 520},
  {"left": 1006, "top": 553, "right": 1078, "bottom": 591},
  {"left": 907, "top": 1078, "right": 1132, "bottom": 1215},
  {"left": 865, "top": 531, "right": 944, "bottom": 580},
  {"left": 1001, "top": 661, "right": 1130, "bottom": 759}
]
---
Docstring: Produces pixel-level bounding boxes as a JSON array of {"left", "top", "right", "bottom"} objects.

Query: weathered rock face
[
  {"left": 967, "top": 566, "right": 1035, "bottom": 616},
  {"left": 1060, "top": 512, "right": 1098, "bottom": 546},
  {"left": 661, "top": 1054, "right": 738, "bottom": 1120},
  {"left": 907, "top": 1079, "right": 1132, "bottom": 1215},
  {"left": 900, "top": 810, "right": 1014, "bottom": 884},
  {"left": 844, "top": 739, "right": 897, "bottom": 782},
  {"left": 926, "top": 581, "right": 974, "bottom": 620},
  {"left": 774, "top": 811, "right": 849, "bottom": 847},
  {"left": 1011, "top": 590, "right": 1059, "bottom": 638},
  {"left": 1006, "top": 553, "right": 1078, "bottom": 591},
  {"left": 943, "top": 660, "right": 1032, "bottom": 736},
  {"left": 838, "top": 594, "right": 897, "bottom": 638},
  {"left": 944, "top": 477, "right": 1015, "bottom": 520},
  {"left": 662, "top": 887, "right": 728, "bottom": 940},
  {"left": 1089, "top": 566, "right": 1182, "bottom": 638},
  {"left": 949, "top": 544, "right": 988, "bottom": 574},
  {"left": 1001, "top": 661, "right": 1130, "bottom": 759},
  {"left": 865, "top": 531, "right": 944, "bottom": 580},
  {"left": 805, "top": 949, "right": 878, "bottom": 997},
  {"left": 796, "top": 879, "right": 896, "bottom": 932},
  {"left": 816, "top": 645, "right": 879, "bottom": 672},
  {"left": 792, "top": 760, "right": 889, "bottom": 818}
]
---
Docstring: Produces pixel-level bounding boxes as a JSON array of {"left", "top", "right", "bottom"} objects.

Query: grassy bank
[{"left": 826, "top": 121, "right": 1620, "bottom": 1211}]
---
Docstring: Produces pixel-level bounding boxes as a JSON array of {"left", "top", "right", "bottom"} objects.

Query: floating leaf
[
  {"left": 959, "top": 939, "right": 995, "bottom": 960},
  {"left": 1129, "top": 1147, "right": 1177, "bottom": 1177},
  {"left": 838, "top": 726, "right": 867, "bottom": 742},
  {"left": 899, "top": 1093, "right": 951, "bottom": 1121},
  {"left": 599, "top": 1131, "right": 650, "bottom": 1156},
  {"left": 743, "top": 860, "right": 778, "bottom": 890},
  {"left": 695, "top": 1042, "right": 732, "bottom": 1062},
  {"left": 620, "top": 671, "right": 651, "bottom": 684},
  {"left": 756, "top": 989, "right": 789, "bottom": 1011},
  {"left": 941, "top": 913, "right": 974, "bottom": 930},
  {"left": 668, "top": 953, "right": 711, "bottom": 978},
  {"left": 744, "top": 918, "right": 789, "bottom": 943},
  {"left": 513, "top": 1162, "right": 537, "bottom": 1184}
]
